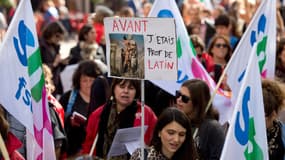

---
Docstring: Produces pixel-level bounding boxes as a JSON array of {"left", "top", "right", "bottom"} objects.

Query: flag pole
[
  {"left": 206, "top": 68, "right": 228, "bottom": 114},
  {"left": 140, "top": 79, "right": 145, "bottom": 160},
  {"left": 195, "top": 0, "right": 275, "bottom": 138},
  {"left": 89, "top": 133, "right": 98, "bottom": 156},
  {"left": 0, "top": 133, "right": 10, "bottom": 160}
]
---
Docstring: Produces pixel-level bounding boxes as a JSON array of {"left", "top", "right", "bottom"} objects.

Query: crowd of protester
[{"left": 0, "top": 0, "right": 285, "bottom": 159}]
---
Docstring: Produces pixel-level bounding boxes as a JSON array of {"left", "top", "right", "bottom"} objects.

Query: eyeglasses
[
  {"left": 214, "top": 43, "right": 227, "bottom": 48},
  {"left": 175, "top": 90, "right": 191, "bottom": 103}
]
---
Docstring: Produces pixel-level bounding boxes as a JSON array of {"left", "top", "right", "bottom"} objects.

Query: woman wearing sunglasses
[
  {"left": 205, "top": 35, "right": 232, "bottom": 90},
  {"left": 176, "top": 79, "right": 225, "bottom": 160}
]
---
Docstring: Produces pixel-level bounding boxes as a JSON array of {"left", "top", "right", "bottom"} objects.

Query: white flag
[
  {"left": 220, "top": 44, "right": 268, "bottom": 160},
  {"left": 0, "top": 0, "right": 56, "bottom": 159},
  {"left": 226, "top": 0, "right": 276, "bottom": 99},
  {"left": 148, "top": 0, "right": 232, "bottom": 124}
]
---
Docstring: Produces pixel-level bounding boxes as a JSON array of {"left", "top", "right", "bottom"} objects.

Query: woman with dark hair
[
  {"left": 207, "top": 35, "right": 232, "bottom": 64},
  {"left": 262, "top": 79, "right": 285, "bottom": 160},
  {"left": 39, "top": 20, "right": 68, "bottom": 96},
  {"left": 205, "top": 35, "right": 232, "bottom": 90},
  {"left": 81, "top": 78, "right": 157, "bottom": 159},
  {"left": 59, "top": 60, "right": 103, "bottom": 158},
  {"left": 68, "top": 24, "right": 105, "bottom": 64},
  {"left": 130, "top": 107, "right": 198, "bottom": 160},
  {"left": 176, "top": 79, "right": 225, "bottom": 160}
]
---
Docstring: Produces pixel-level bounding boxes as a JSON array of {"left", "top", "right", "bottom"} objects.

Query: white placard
[
  {"left": 107, "top": 126, "right": 148, "bottom": 159},
  {"left": 104, "top": 17, "right": 177, "bottom": 80}
]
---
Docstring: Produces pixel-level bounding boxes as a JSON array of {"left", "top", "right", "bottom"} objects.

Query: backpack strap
[{"left": 65, "top": 89, "right": 78, "bottom": 117}]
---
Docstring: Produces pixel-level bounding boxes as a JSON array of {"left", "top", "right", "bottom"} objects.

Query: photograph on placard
[{"left": 109, "top": 33, "right": 144, "bottom": 79}]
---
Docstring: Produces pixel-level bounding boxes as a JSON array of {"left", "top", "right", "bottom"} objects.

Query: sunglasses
[
  {"left": 175, "top": 90, "right": 191, "bottom": 103},
  {"left": 214, "top": 43, "right": 227, "bottom": 48}
]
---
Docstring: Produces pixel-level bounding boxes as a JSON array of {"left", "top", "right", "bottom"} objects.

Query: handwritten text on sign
[
  {"left": 105, "top": 17, "right": 177, "bottom": 80},
  {"left": 146, "top": 34, "right": 175, "bottom": 70}
]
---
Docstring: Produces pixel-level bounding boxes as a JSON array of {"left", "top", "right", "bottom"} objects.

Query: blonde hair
[{"left": 42, "top": 64, "right": 55, "bottom": 93}]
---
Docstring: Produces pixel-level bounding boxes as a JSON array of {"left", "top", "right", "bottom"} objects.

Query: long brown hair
[
  {"left": 181, "top": 79, "right": 219, "bottom": 126},
  {"left": 208, "top": 35, "right": 232, "bottom": 62},
  {"left": 151, "top": 107, "right": 198, "bottom": 160}
]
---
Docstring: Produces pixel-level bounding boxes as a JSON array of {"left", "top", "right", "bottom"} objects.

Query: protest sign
[{"left": 104, "top": 17, "right": 177, "bottom": 80}]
